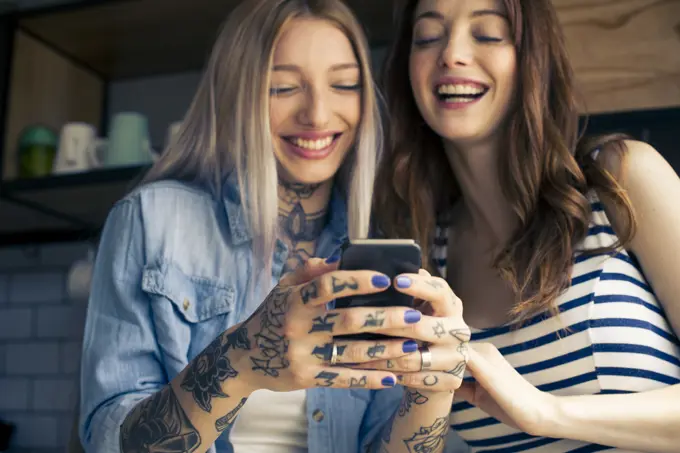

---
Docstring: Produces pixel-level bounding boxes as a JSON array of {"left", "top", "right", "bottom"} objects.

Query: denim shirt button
[
  {"left": 312, "top": 409, "right": 325, "bottom": 422},
  {"left": 182, "top": 299, "right": 190, "bottom": 310}
]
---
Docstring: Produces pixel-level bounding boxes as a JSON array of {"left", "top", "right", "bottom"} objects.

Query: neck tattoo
[{"left": 278, "top": 180, "right": 328, "bottom": 272}]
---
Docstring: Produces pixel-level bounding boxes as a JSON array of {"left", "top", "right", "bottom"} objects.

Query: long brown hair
[{"left": 374, "top": 0, "right": 637, "bottom": 322}]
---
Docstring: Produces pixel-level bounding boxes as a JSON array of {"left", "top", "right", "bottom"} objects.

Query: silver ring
[
  {"left": 329, "top": 343, "right": 338, "bottom": 366},
  {"left": 420, "top": 346, "right": 432, "bottom": 372}
]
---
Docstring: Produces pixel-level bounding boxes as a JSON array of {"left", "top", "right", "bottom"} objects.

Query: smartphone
[{"left": 334, "top": 239, "right": 422, "bottom": 341}]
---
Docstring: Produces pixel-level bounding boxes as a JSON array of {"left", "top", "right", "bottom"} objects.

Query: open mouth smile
[
  {"left": 434, "top": 82, "right": 490, "bottom": 107},
  {"left": 281, "top": 133, "right": 343, "bottom": 160}
]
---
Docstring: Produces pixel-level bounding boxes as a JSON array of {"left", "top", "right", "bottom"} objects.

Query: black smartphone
[{"left": 334, "top": 239, "right": 422, "bottom": 341}]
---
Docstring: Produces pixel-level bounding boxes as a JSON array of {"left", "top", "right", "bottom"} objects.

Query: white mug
[{"left": 53, "top": 122, "right": 105, "bottom": 174}]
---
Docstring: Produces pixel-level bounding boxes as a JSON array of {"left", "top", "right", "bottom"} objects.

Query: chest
[{"left": 444, "top": 229, "right": 517, "bottom": 329}]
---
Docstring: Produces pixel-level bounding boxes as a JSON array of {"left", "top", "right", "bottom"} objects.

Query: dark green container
[{"left": 18, "top": 125, "right": 58, "bottom": 178}]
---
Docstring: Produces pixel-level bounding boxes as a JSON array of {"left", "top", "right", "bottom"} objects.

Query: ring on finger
[
  {"left": 420, "top": 345, "right": 433, "bottom": 372},
  {"left": 329, "top": 342, "right": 339, "bottom": 366}
]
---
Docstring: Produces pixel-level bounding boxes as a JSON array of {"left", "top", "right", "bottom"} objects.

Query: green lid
[{"left": 18, "top": 125, "right": 58, "bottom": 148}]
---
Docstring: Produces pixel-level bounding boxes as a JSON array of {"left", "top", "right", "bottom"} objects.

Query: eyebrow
[
  {"left": 414, "top": 8, "right": 506, "bottom": 24},
  {"left": 272, "top": 62, "right": 359, "bottom": 72},
  {"left": 471, "top": 9, "right": 507, "bottom": 19}
]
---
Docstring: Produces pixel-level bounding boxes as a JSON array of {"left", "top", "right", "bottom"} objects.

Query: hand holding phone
[{"left": 334, "top": 239, "right": 422, "bottom": 341}]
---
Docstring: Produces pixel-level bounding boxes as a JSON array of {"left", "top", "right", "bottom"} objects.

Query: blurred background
[{"left": 0, "top": 0, "right": 677, "bottom": 451}]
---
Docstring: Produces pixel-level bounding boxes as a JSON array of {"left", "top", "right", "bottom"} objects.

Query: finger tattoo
[{"left": 309, "top": 313, "right": 339, "bottom": 333}]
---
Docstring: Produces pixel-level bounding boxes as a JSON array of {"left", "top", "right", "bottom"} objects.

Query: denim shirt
[{"left": 78, "top": 178, "right": 403, "bottom": 453}]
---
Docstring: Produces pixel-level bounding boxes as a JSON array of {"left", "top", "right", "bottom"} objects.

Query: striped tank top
[{"left": 433, "top": 191, "right": 680, "bottom": 453}]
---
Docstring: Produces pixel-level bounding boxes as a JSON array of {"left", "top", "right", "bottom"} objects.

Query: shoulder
[
  {"left": 113, "top": 179, "right": 222, "bottom": 232},
  {"left": 105, "top": 178, "right": 239, "bottom": 262},
  {"left": 594, "top": 139, "right": 680, "bottom": 243},
  {"left": 594, "top": 143, "right": 680, "bottom": 334},
  {"left": 595, "top": 139, "right": 670, "bottom": 186},
  {"left": 121, "top": 179, "right": 217, "bottom": 209}
]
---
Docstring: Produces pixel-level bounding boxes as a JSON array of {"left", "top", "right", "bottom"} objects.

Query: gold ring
[{"left": 420, "top": 346, "right": 432, "bottom": 371}]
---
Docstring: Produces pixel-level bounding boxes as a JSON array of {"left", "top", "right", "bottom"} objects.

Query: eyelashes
[{"left": 269, "top": 84, "right": 361, "bottom": 96}]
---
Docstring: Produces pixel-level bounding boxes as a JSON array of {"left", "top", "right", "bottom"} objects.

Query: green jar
[{"left": 18, "top": 125, "right": 58, "bottom": 178}]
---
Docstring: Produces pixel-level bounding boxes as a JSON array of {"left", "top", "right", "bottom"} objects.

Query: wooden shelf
[
  {"left": 0, "top": 165, "right": 149, "bottom": 238},
  {"left": 16, "top": 0, "right": 394, "bottom": 80}
]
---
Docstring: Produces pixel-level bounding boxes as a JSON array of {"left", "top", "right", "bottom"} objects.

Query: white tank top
[{"left": 229, "top": 389, "right": 308, "bottom": 453}]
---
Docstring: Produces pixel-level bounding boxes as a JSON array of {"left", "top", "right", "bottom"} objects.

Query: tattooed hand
[
  {"left": 351, "top": 269, "right": 471, "bottom": 393},
  {"left": 229, "top": 257, "right": 425, "bottom": 393}
]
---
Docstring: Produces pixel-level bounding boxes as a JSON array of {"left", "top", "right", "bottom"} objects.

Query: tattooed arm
[
  {"left": 119, "top": 263, "right": 418, "bottom": 452},
  {"left": 375, "top": 388, "right": 454, "bottom": 453},
  {"left": 119, "top": 323, "right": 255, "bottom": 453}
]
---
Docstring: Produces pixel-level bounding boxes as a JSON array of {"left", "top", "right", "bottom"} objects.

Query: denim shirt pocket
[{"left": 141, "top": 262, "right": 236, "bottom": 323}]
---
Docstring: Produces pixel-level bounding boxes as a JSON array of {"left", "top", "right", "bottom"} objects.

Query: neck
[
  {"left": 444, "top": 137, "right": 517, "bottom": 245},
  {"left": 277, "top": 179, "right": 332, "bottom": 271}
]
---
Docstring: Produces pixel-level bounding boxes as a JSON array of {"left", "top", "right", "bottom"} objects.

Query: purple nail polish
[
  {"left": 371, "top": 274, "right": 390, "bottom": 288},
  {"left": 404, "top": 310, "right": 421, "bottom": 324},
  {"left": 382, "top": 376, "right": 396, "bottom": 387},
  {"left": 326, "top": 254, "right": 341, "bottom": 264},
  {"left": 402, "top": 340, "right": 418, "bottom": 353},
  {"left": 396, "top": 276, "right": 412, "bottom": 288}
]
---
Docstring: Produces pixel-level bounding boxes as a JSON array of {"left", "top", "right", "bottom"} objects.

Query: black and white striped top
[{"left": 434, "top": 192, "right": 680, "bottom": 453}]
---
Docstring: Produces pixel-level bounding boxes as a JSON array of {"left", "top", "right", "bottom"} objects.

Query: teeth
[
  {"left": 437, "top": 84, "right": 486, "bottom": 95},
  {"left": 290, "top": 136, "right": 334, "bottom": 150}
]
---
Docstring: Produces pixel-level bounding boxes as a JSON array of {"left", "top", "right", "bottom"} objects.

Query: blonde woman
[{"left": 78, "top": 1, "right": 469, "bottom": 453}]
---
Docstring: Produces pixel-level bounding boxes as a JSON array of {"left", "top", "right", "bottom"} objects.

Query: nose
[
  {"left": 439, "top": 32, "right": 473, "bottom": 68},
  {"left": 297, "top": 87, "right": 330, "bottom": 127}
]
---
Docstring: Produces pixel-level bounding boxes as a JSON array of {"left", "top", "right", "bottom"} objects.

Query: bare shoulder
[
  {"left": 595, "top": 141, "right": 680, "bottom": 335},
  {"left": 596, "top": 139, "right": 671, "bottom": 185},
  {"left": 594, "top": 139, "right": 679, "bottom": 223}
]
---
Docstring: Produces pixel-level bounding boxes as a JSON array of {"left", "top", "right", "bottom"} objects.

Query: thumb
[{"left": 418, "top": 268, "right": 432, "bottom": 277}]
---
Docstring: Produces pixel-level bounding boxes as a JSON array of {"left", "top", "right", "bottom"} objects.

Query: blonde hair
[{"left": 142, "top": 0, "right": 382, "bottom": 285}]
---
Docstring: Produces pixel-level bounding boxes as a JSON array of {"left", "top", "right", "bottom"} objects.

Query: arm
[
  {"left": 539, "top": 140, "right": 680, "bottom": 452},
  {"left": 79, "top": 199, "right": 255, "bottom": 453},
  {"left": 120, "top": 324, "right": 255, "bottom": 453},
  {"left": 80, "top": 199, "right": 167, "bottom": 453},
  {"left": 546, "top": 385, "right": 680, "bottom": 453},
  {"left": 381, "top": 388, "right": 454, "bottom": 453},
  {"left": 360, "top": 384, "right": 456, "bottom": 453}
]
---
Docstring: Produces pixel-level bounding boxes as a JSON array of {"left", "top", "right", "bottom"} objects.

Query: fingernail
[
  {"left": 371, "top": 274, "right": 390, "bottom": 288},
  {"left": 326, "top": 254, "right": 341, "bottom": 264},
  {"left": 396, "top": 276, "right": 412, "bottom": 288},
  {"left": 403, "top": 340, "right": 418, "bottom": 353},
  {"left": 382, "top": 376, "right": 396, "bottom": 387},
  {"left": 404, "top": 310, "right": 421, "bottom": 324}
]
